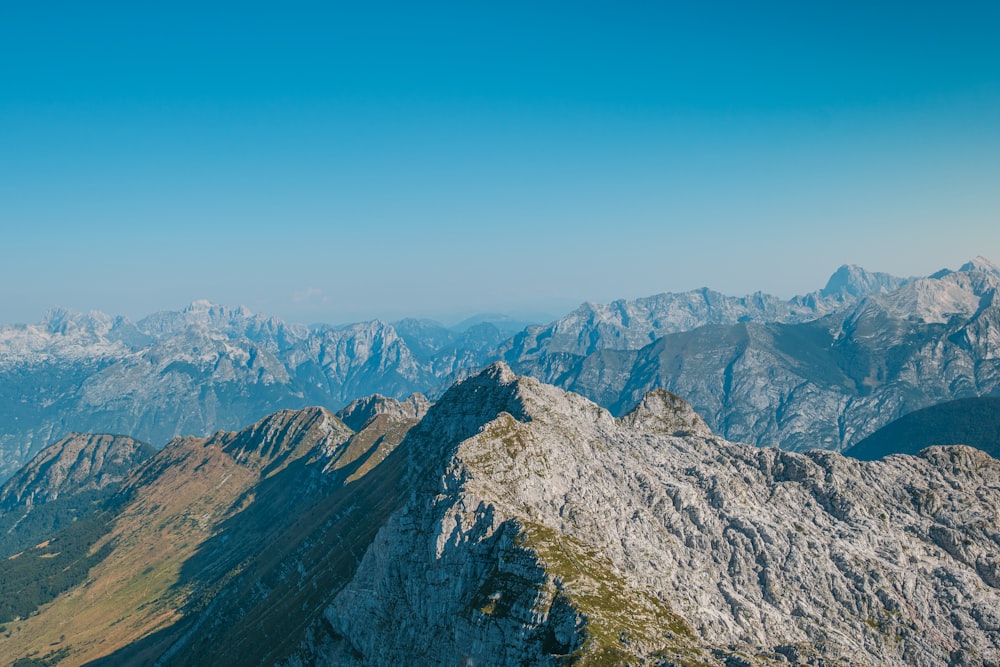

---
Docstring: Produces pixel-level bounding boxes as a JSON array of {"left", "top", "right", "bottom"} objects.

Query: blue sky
[{"left": 2, "top": 1, "right": 998, "bottom": 325}]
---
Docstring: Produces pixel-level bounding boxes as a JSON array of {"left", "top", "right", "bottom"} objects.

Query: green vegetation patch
[
  {"left": 11, "top": 646, "right": 71, "bottom": 667},
  {"left": 0, "top": 511, "right": 114, "bottom": 622},
  {"left": 516, "top": 522, "right": 707, "bottom": 666},
  {"left": 461, "top": 414, "right": 551, "bottom": 487}
]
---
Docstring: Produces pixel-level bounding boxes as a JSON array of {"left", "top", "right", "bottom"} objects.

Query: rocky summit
[
  {"left": 3, "top": 365, "right": 997, "bottom": 666},
  {"left": 290, "top": 364, "right": 1000, "bottom": 666}
]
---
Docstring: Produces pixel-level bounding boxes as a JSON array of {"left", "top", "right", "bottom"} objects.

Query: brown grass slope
[
  {"left": 81, "top": 407, "right": 418, "bottom": 667},
  {"left": 0, "top": 407, "right": 352, "bottom": 667}
]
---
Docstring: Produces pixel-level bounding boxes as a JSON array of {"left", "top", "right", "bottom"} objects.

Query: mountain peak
[
  {"left": 137, "top": 301, "right": 262, "bottom": 338},
  {"left": 618, "top": 389, "right": 714, "bottom": 437},
  {"left": 958, "top": 256, "right": 1000, "bottom": 276},
  {"left": 821, "top": 264, "right": 905, "bottom": 298},
  {"left": 482, "top": 360, "right": 518, "bottom": 384},
  {"left": 181, "top": 300, "right": 254, "bottom": 320},
  {"left": 185, "top": 299, "right": 217, "bottom": 311},
  {"left": 222, "top": 407, "right": 352, "bottom": 470},
  {"left": 439, "top": 362, "right": 523, "bottom": 413},
  {"left": 409, "top": 362, "right": 533, "bottom": 451},
  {"left": 41, "top": 307, "right": 116, "bottom": 335}
]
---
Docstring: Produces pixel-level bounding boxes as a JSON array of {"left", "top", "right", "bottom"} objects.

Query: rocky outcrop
[
  {"left": 821, "top": 263, "right": 910, "bottom": 299},
  {"left": 617, "top": 387, "right": 714, "bottom": 437},
  {"left": 0, "top": 433, "right": 154, "bottom": 511},
  {"left": 287, "top": 365, "right": 1000, "bottom": 666}
]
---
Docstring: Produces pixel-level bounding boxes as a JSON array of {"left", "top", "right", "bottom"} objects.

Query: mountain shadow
[{"left": 844, "top": 396, "right": 1000, "bottom": 460}]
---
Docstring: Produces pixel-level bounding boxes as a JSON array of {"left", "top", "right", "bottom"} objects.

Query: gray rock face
[
  {"left": 5, "top": 366, "right": 997, "bottom": 666},
  {"left": 499, "top": 265, "right": 908, "bottom": 364},
  {"left": 618, "top": 387, "right": 714, "bottom": 437},
  {"left": 281, "top": 364, "right": 1000, "bottom": 666},
  {"left": 821, "top": 263, "right": 910, "bottom": 298},
  {"left": 0, "top": 433, "right": 153, "bottom": 511}
]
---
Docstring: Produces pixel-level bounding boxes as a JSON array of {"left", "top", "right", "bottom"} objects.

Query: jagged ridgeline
[
  {"left": 1, "top": 365, "right": 997, "bottom": 666},
  {"left": 6, "top": 258, "right": 1000, "bottom": 480}
]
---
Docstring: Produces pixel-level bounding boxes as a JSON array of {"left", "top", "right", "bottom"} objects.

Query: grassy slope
[{"left": 0, "top": 434, "right": 258, "bottom": 666}]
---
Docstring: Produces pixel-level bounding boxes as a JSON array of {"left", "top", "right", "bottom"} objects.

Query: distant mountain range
[
  {"left": 1, "top": 257, "right": 999, "bottom": 480},
  {"left": 1, "top": 366, "right": 997, "bottom": 665},
  {"left": 518, "top": 258, "right": 1000, "bottom": 452},
  {"left": 0, "top": 303, "right": 509, "bottom": 480}
]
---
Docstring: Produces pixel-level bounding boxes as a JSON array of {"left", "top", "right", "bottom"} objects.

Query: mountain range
[
  {"left": 2, "top": 258, "right": 999, "bottom": 482},
  {"left": 521, "top": 258, "right": 1000, "bottom": 452},
  {"left": 1, "top": 365, "right": 997, "bottom": 665}
]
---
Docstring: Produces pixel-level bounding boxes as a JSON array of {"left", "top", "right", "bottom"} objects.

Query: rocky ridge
[
  {"left": 335, "top": 392, "right": 432, "bottom": 432},
  {"left": 0, "top": 304, "right": 502, "bottom": 480},
  {"left": 522, "top": 259, "right": 1000, "bottom": 451},
  {"left": 285, "top": 364, "right": 1000, "bottom": 666},
  {"left": 497, "top": 263, "right": 909, "bottom": 363},
  {"left": 0, "top": 433, "right": 154, "bottom": 511},
  {"left": 0, "top": 405, "right": 356, "bottom": 664}
]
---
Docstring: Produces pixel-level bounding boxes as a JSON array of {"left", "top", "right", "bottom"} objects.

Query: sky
[{"left": 2, "top": 1, "right": 999, "bottom": 326}]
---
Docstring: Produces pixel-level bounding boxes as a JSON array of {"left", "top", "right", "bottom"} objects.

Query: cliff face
[{"left": 0, "top": 433, "right": 154, "bottom": 509}]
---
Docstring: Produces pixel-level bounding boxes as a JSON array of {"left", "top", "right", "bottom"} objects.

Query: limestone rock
[{"left": 291, "top": 365, "right": 1000, "bottom": 666}]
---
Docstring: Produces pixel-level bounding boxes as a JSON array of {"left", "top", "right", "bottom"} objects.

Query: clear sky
[{"left": 2, "top": 1, "right": 998, "bottom": 326}]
